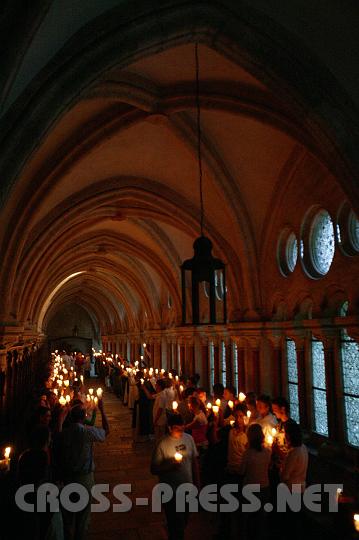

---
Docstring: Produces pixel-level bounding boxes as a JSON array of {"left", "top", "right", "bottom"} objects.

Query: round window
[
  {"left": 277, "top": 228, "right": 298, "bottom": 276},
  {"left": 309, "top": 210, "right": 335, "bottom": 275},
  {"left": 286, "top": 233, "right": 298, "bottom": 272},
  {"left": 349, "top": 210, "right": 359, "bottom": 252}
]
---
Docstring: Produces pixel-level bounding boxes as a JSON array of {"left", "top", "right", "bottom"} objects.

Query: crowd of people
[
  {"left": 1, "top": 349, "right": 310, "bottom": 540},
  {"left": 102, "top": 355, "right": 309, "bottom": 540},
  {"left": 2, "top": 350, "right": 109, "bottom": 540}
]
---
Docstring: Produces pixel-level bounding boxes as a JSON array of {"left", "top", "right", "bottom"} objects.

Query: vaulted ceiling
[{"left": 1, "top": 1, "right": 358, "bottom": 337}]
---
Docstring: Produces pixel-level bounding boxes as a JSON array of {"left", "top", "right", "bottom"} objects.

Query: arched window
[
  {"left": 286, "top": 232, "right": 298, "bottom": 272},
  {"left": 209, "top": 341, "right": 215, "bottom": 389},
  {"left": 221, "top": 341, "right": 226, "bottom": 386},
  {"left": 286, "top": 339, "right": 300, "bottom": 423},
  {"left": 341, "top": 329, "right": 359, "bottom": 447},
  {"left": 233, "top": 342, "right": 239, "bottom": 393},
  {"left": 311, "top": 340, "right": 328, "bottom": 436}
]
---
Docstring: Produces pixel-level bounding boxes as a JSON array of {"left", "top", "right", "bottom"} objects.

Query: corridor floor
[{"left": 88, "top": 388, "right": 215, "bottom": 540}]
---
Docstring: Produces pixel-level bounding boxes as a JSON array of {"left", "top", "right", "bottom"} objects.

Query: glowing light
[
  {"left": 174, "top": 452, "right": 183, "bottom": 462},
  {"left": 4, "top": 447, "right": 11, "bottom": 459},
  {"left": 238, "top": 392, "right": 246, "bottom": 402},
  {"left": 172, "top": 401, "right": 178, "bottom": 411}
]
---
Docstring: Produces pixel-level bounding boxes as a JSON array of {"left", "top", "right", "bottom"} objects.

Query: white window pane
[
  {"left": 344, "top": 396, "right": 359, "bottom": 447},
  {"left": 312, "top": 341, "right": 326, "bottom": 390},
  {"left": 286, "top": 340, "right": 298, "bottom": 382},
  {"left": 313, "top": 388, "right": 328, "bottom": 436},
  {"left": 342, "top": 336, "right": 359, "bottom": 396},
  {"left": 288, "top": 383, "right": 300, "bottom": 423}
]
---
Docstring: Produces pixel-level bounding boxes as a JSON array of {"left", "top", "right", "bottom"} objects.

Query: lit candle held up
[
  {"left": 89, "top": 388, "right": 94, "bottom": 395},
  {"left": 94, "top": 397, "right": 98, "bottom": 405},
  {"left": 238, "top": 392, "right": 246, "bottom": 402},
  {"left": 206, "top": 402, "right": 212, "bottom": 410},
  {"left": 212, "top": 405, "right": 219, "bottom": 415},
  {"left": 64, "top": 380, "right": 70, "bottom": 387},
  {"left": 230, "top": 420, "right": 235, "bottom": 427},
  {"left": 271, "top": 428, "right": 277, "bottom": 437},
  {"left": 59, "top": 396, "right": 66, "bottom": 406},
  {"left": 228, "top": 400, "right": 234, "bottom": 409},
  {"left": 80, "top": 375, "right": 84, "bottom": 384},
  {"left": 4, "top": 447, "right": 11, "bottom": 459},
  {"left": 179, "top": 385, "right": 184, "bottom": 393},
  {"left": 174, "top": 452, "right": 183, "bottom": 463},
  {"left": 266, "top": 434, "right": 274, "bottom": 446},
  {"left": 172, "top": 401, "right": 179, "bottom": 411},
  {"left": 65, "top": 395, "right": 71, "bottom": 403},
  {"left": 96, "top": 388, "right": 103, "bottom": 398},
  {"left": 354, "top": 514, "right": 359, "bottom": 532}
]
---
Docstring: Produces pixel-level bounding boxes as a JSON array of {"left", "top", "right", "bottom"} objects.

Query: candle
[
  {"left": 238, "top": 392, "right": 246, "bottom": 402},
  {"left": 94, "top": 397, "right": 98, "bottom": 405},
  {"left": 80, "top": 375, "right": 84, "bottom": 384},
  {"left": 169, "top": 373, "right": 173, "bottom": 379},
  {"left": 135, "top": 361, "right": 139, "bottom": 367},
  {"left": 65, "top": 395, "right": 71, "bottom": 403},
  {"left": 161, "top": 369, "right": 165, "bottom": 374},
  {"left": 271, "top": 428, "right": 277, "bottom": 437},
  {"left": 206, "top": 402, "right": 212, "bottom": 410},
  {"left": 143, "top": 343, "right": 146, "bottom": 348},
  {"left": 336, "top": 488, "right": 343, "bottom": 501},
  {"left": 86, "top": 394, "right": 91, "bottom": 402},
  {"left": 64, "top": 380, "right": 70, "bottom": 387},
  {"left": 247, "top": 410, "right": 251, "bottom": 418},
  {"left": 54, "top": 389, "right": 58, "bottom": 396},
  {"left": 140, "top": 378, "right": 144, "bottom": 385},
  {"left": 212, "top": 405, "right": 219, "bottom": 415},
  {"left": 89, "top": 388, "right": 94, "bottom": 395},
  {"left": 71, "top": 367, "right": 74, "bottom": 371},
  {"left": 230, "top": 420, "right": 235, "bottom": 427},
  {"left": 174, "top": 452, "right": 183, "bottom": 462},
  {"left": 266, "top": 434, "right": 274, "bottom": 446},
  {"left": 228, "top": 400, "right": 234, "bottom": 409},
  {"left": 215, "top": 399, "right": 221, "bottom": 407},
  {"left": 90, "top": 395, "right": 94, "bottom": 401},
  {"left": 244, "top": 410, "right": 251, "bottom": 425},
  {"left": 59, "top": 396, "right": 66, "bottom": 406},
  {"left": 4, "top": 447, "right": 11, "bottom": 459},
  {"left": 175, "top": 376, "right": 179, "bottom": 382},
  {"left": 155, "top": 369, "right": 158, "bottom": 375},
  {"left": 140, "top": 355, "right": 144, "bottom": 360},
  {"left": 354, "top": 514, "right": 359, "bottom": 532},
  {"left": 172, "top": 401, "right": 179, "bottom": 411},
  {"left": 96, "top": 388, "right": 103, "bottom": 398},
  {"left": 58, "top": 380, "right": 63, "bottom": 387}
]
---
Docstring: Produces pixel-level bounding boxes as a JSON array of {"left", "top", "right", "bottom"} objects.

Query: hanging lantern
[
  {"left": 180, "top": 43, "right": 227, "bottom": 326},
  {"left": 181, "top": 236, "right": 226, "bottom": 325}
]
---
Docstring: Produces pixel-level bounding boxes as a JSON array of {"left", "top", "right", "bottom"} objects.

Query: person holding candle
[
  {"left": 270, "top": 397, "right": 298, "bottom": 485},
  {"left": 239, "top": 423, "right": 272, "bottom": 540},
  {"left": 244, "top": 392, "right": 261, "bottom": 424},
  {"left": 255, "top": 394, "right": 278, "bottom": 439},
  {"left": 55, "top": 398, "right": 109, "bottom": 540},
  {"left": 151, "top": 414, "right": 199, "bottom": 540},
  {"left": 184, "top": 396, "right": 208, "bottom": 451}
]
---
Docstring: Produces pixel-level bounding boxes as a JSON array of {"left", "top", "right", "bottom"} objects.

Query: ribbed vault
[{"left": 0, "top": 1, "right": 357, "bottom": 339}]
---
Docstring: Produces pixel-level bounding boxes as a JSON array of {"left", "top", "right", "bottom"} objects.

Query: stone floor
[{"left": 88, "top": 388, "right": 216, "bottom": 540}]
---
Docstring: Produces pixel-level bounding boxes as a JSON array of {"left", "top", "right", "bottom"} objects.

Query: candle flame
[
  {"left": 174, "top": 452, "right": 183, "bottom": 462},
  {"left": 4, "top": 447, "right": 11, "bottom": 459},
  {"left": 172, "top": 401, "right": 179, "bottom": 411},
  {"left": 238, "top": 392, "right": 246, "bottom": 402}
]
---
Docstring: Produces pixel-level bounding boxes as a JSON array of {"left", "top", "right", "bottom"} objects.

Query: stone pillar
[
  {"left": 267, "top": 333, "right": 284, "bottom": 397},
  {"left": 225, "top": 339, "right": 233, "bottom": 387},
  {"left": 314, "top": 329, "right": 342, "bottom": 442},
  {"left": 288, "top": 333, "right": 309, "bottom": 430}
]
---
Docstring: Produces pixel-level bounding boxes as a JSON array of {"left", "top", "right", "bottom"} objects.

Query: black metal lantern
[
  {"left": 181, "top": 236, "right": 227, "bottom": 325},
  {"left": 180, "top": 44, "right": 227, "bottom": 326}
]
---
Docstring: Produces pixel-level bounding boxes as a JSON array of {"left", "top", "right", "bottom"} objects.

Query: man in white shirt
[{"left": 151, "top": 415, "right": 199, "bottom": 540}]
